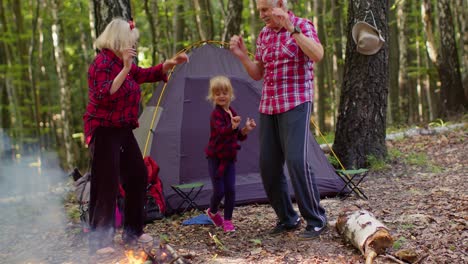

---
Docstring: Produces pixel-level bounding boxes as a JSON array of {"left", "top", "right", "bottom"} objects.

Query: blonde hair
[
  {"left": 207, "top": 76, "right": 235, "bottom": 106},
  {"left": 95, "top": 18, "right": 140, "bottom": 52}
]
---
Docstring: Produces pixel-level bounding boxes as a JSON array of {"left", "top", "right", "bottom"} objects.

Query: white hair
[
  {"left": 95, "top": 18, "right": 140, "bottom": 52},
  {"left": 257, "top": 0, "right": 288, "bottom": 10},
  {"left": 270, "top": 0, "right": 288, "bottom": 9}
]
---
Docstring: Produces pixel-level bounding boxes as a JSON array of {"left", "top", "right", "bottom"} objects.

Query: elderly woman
[{"left": 83, "top": 18, "right": 188, "bottom": 254}]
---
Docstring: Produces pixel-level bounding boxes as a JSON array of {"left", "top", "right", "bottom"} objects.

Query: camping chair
[
  {"left": 336, "top": 168, "right": 369, "bottom": 200},
  {"left": 170, "top": 182, "right": 204, "bottom": 214},
  {"left": 309, "top": 118, "right": 369, "bottom": 200}
]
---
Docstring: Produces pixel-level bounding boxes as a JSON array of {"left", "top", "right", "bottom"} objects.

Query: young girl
[{"left": 205, "top": 76, "right": 256, "bottom": 232}]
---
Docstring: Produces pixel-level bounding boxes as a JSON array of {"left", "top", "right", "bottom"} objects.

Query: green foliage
[
  {"left": 159, "top": 234, "right": 170, "bottom": 243},
  {"left": 315, "top": 132, "right": 334, "bottom": 145},
  {"left": 67, "top": 205, "right": 81, "bottom": 222},
  {"left": 406, "top": 152, "right": 428, "bottom": 166},
  {"left": 428, "top": 119, "right": 447, "bottom": 128},
  {"left": 388, "top": 148, "right": 403, "bottom": 161},
  {"left": 393, "top": 237, "right": 407, "bottom": 250},
  {"left": 367, "top": 154, "right": 390, "bottom": 171},
  {"left": 250, "top": 239, "right": 262, "bottom": 246},
  {"left": 327, "top": 155, "right": 340, "bottom": 167}
]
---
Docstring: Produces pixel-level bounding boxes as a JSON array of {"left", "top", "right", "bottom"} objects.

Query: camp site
[{"left": 0, "top": 1, "right": 466, "bottom": 263}]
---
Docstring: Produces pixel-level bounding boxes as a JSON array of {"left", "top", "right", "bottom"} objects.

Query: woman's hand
[
  {"left": 163, "top": 52, "right": 189, "bottom": 73},
  {"left": 121, "top": 48, "right": 137, "bottom": 70}
]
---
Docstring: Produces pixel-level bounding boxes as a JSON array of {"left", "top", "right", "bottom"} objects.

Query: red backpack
[{"left": 143, "top": 156, "right": 166, "bottom": 221}]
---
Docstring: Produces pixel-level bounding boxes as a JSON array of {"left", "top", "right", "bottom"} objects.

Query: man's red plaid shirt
[
  {"left": 255, "top": 11, "right": 320, "bottom": 115},
  {"left": 83, "top": 49, "right": 167, "bottom": 144}
]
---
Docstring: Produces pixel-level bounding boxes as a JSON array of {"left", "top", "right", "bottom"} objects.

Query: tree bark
[
  {"left": 436, "top": 0, "right": 467, "bottom": 115},
  {"left": 174, "top": 1, "right": 185, "bottom": 52},
  {"left": 315, "top": 0, "right": 326, "bottom": 131},
  {"left": 51, "top": 0, "right": 74, "bottom": 170},
  {"left": 336, "top": 207, "right": 394, "bottom": 264},
  {"left": 193, "top": 0, "right": 214, "bottom": 41},
  {"left": 28, "top": 0, "right": 44, "bottom": 159},
  {"left": 332, "top": 0, "right": 344, "bottom": 126},
  {"left": 387, "top": 0, "right": 399, "bottom": 125},
  {"left": 396, "top": 0, "right": 410, "bottom": 123},
  {"left": 0, "top": 0, "right": 24, "bottom": 151},
  {"left": 333, "top": 0, "right": 389, "bottom": 169},
  {"left": 144, "top": 0, "right": 159, "bottom": 65},
  {"left": 222, "top": 0, "right": 243, "bottom": 42},
  {"left": 93, "top": 0, "right": 132, "bottom": 37}
]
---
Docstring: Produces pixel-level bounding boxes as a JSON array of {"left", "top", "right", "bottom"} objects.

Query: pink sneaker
[
  {"left": 206, "top": 208, "right": 223, "bottom": 227},
  {"left": 223, "top": 220, "right": 235, "bottom": 232}
]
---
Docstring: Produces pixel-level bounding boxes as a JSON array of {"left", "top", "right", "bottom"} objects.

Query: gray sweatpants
[{"left": 259, "top": 102, "right": 327, "bottom": 229}]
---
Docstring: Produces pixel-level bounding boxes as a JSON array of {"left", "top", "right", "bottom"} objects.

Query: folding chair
[
  {"left": 336, "top": 168, "right": 369, "bottom": 200},
  {"left": 170, "top": 182, "right": 204, "bottom": 214}
]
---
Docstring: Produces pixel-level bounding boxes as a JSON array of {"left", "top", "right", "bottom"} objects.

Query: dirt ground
[{"left": 0, "top": 126, "right": 466, "bottom": 264}]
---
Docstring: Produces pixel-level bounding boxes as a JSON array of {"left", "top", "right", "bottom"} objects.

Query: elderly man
[{"left": 229, "top": 0, "right": 327, "bottom": 239}]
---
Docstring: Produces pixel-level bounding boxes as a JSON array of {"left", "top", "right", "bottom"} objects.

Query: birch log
[{"left": 336, "top": 207, "right": 394, "bottom": 264}]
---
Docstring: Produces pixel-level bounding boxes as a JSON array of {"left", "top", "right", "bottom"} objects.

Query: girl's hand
[
  {"left": 245, "top": 117, "right": 257, "bottom": 131},
  {"left": 231, "top": 116, "right": 241, "bottom": 130},
  {"left": 121, "top": 48, "right": 137, "bottom": 70}
]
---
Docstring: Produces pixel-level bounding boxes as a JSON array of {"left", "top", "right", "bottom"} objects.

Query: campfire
[
  {"left": 125, "top": 250, "right": 147, "bottom": 264},
  {"left": 122, "top": 243, "right": 186, "bottom": 264}
]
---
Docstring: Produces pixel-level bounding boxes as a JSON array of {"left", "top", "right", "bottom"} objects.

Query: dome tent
[{"left": 133, "top": 41, "right": 346, "bottom": 212}]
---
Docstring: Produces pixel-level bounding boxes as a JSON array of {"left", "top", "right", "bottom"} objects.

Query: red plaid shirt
[
  {"left": 83, "top": 49, "right": 167, "bottom": 144},
  {"left": 205, "top": 105, "right": 247, "bottom": 176},
  {"left": 255, "top": 11, "right": 320, "bottom": 114}
]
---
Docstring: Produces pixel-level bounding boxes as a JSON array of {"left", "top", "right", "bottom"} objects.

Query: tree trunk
[
  {"left": 387, "top": 0, "right": 399, "bottom": 125},
  {"left": 436, "top": 0, "right": 467, "bottom": 115},
  {"left": 315, "top": 0, "right": 326, "bottom": 131},
  {"left": 93, "top": 0, "right": 132, "bottom": 37},
  {"left": 144, "top": 0, "right": 159, "bottom": 65},
  {"left": 174, "top": 1, "right": 185, "bottom": 52},
  {"left": 222, "top": 0, "right": 243, "bottom": 42},
  {"left": 0, "top": 0, "right": 24, "bottom": 151},
  {"left": 193, "top": 0, "right": 214, "bottom": 41},
  {"left": 248, "top": 0, "right": 259, "bottom": 46},
  {"left": 332, "top": 0, "right": 344, "bottom": 126},
  {"left": 454, "top": 0, "right": 467, "bottom": 97},
  {"left": 421, "top": 0, "right": 440, "bottom": 117},
  {"left": 51, "top": 0, "right": 74, "bottom": 170},
  {"left": 396, "top": 0, "right": 410, "bottom": 123},
  {"left": 333, "top": 0, "right": 389, "bottom": 169},
  {"left": 28, "top": 0, "right": 44, "bottom": 159}
]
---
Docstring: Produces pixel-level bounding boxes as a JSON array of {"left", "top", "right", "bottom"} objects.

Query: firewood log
[{"left": 336, "top": 207, "right": 394, "bottom": 264}]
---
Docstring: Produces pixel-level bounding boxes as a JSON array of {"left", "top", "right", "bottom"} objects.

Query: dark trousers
[
  {"left": 259, "top": 102, "right": 327, "bottom": 228},
  {"left": 207, "top": 158, "right": 236, "bottom": 220},
  {"left": 88, "top": 127, "right": 147, "bottom": 250}
]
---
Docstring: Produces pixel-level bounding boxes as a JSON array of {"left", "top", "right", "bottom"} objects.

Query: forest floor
[{"left": 0, "top": 125, "right": 466, "bottom": 264}]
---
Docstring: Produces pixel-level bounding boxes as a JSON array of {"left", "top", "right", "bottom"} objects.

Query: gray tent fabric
[{"left": 137, "top": 43, "right": 345, "bottom": 211}]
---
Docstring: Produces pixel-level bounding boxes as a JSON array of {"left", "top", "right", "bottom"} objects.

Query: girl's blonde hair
[
  {"left": 207, "top": 76, "right": 235, "bottom": 106},
  {"left": 95, "top": 18, "right": 140, "bottom": 52}
]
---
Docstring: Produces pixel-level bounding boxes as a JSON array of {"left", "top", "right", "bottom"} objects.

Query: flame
[{"left": 124, "top": 250, "right": 148, "bottom": 264}]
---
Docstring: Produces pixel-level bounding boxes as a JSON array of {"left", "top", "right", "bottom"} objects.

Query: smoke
[{"left": 0, "top": 150, "right": 89, "bottom": 263}]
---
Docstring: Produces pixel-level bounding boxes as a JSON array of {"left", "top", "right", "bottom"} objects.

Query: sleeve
[
  {"left": 211, "top": 109, "right": 234, "bottom": 136},
  {"left": 237, "top": 130, "right": 247, "bottom": 141},
  {"left": 254, "top": 31, "right": 264, "bottom": 62},
  {"left": 301, "top": 20, "right": 321, "bottom": 44},
  {"left": 131, "top": 63, "right": 168, "bottom": 84},
  {"left": 88, "top": 56, "right": 119, "bottom": 103}
]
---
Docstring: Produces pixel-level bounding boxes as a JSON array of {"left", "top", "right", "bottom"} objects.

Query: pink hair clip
[{"left": 128, "top": 19, "right": 135, "bottom": 30}]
